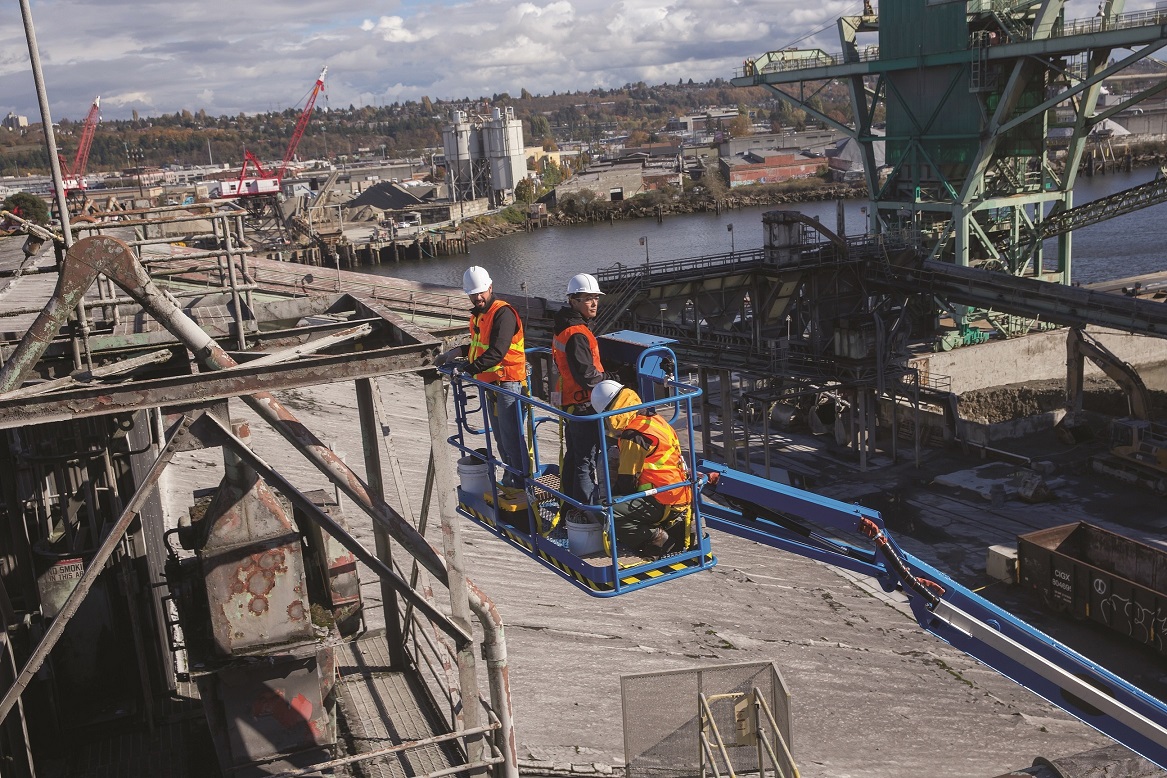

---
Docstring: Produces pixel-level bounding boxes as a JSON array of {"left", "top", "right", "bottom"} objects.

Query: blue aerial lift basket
[{"left": 445, "top": 331, "right": 716, "bottom": 596}]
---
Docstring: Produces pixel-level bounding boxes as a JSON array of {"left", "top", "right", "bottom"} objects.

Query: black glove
[
  {"left": 450, "top": 357, "right": 470, "bottom": 377},
  {"left": 434, "top": 348, "right": 461, "bottom": 367},
  {"left": 616, "top": 363, "right": 638, "bottom": 386}
]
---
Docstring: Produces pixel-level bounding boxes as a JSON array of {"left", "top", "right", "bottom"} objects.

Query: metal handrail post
[{"left": 698, "top": 693, "right": 738, "bottom": 778}]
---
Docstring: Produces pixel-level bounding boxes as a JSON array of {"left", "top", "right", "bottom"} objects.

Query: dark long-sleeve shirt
[
  {"left": 553, "top": 305, "right": 618, "bottom": 399},
  {"left": 464, "top": 302, "right": 520, "bottom": 375}
]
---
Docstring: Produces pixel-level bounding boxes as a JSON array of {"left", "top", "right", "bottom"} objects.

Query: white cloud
[
  {"left": 103, "top": 91, "right": 154, "bottom": 108},
  {"left": 0, "top": 0, "right": 1148, "bottom": 121},
  {"left": 362, "top": 16, "right": 424, "bottom": 43}
]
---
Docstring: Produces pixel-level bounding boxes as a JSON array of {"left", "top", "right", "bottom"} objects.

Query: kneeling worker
[{"left": 589, "top": 380, "right": 691, "bottom": 557}]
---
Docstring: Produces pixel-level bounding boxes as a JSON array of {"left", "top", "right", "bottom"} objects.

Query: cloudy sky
[{"left": 0, "top": 0, "right": 1144, "bottom": 123}]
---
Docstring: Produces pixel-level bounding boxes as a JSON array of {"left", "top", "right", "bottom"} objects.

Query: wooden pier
[{"left": 260, "top": 229, "right": 468, "bottom": 271}]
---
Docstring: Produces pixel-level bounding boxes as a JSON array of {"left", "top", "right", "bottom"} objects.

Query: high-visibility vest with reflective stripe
[
  {"left": 551, "top": 323, "right": 602, "bottom": 407},
  {"left": 624, "top": 413, "right": 691, "bottom": 506},
  {"left": 469, "top": 299, "right": 525, "bottom": 383}
]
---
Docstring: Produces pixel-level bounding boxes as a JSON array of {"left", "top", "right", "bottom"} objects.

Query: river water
[{"left": 363, "top": 169, "right": 1167, "bottom": 299}]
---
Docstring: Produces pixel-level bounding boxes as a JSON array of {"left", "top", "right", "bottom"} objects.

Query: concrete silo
[
  {"left": 481, "top": 106, "right": 527, "bottom": 199},
  {"left": 441, "top": 110, "right": 486, "bottom": 202}
]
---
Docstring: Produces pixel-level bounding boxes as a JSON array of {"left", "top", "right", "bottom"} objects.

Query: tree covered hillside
[{"left": 1, "top": 79, "right": 855, "bottom": 177}]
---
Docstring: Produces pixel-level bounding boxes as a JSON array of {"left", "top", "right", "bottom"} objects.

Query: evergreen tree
[{"left": 2, "top": 192, "right": 50, "bottom": 225}]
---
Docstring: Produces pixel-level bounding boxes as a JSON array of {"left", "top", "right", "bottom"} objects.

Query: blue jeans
[
  {"left": 487, "top": 381, "right": 529, "bottom": 488},
  {"left": 561, "top": 409, "right": 601, "bottom": 507}
]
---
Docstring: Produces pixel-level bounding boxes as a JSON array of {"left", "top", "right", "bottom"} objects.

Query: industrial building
[
  {"left": 719, "top": 148, "right": 825, "bottom": 187},
  {"left": 554, "top": 153, "right": 684, "bottom": 202},
  {"left": 2, "top": 112, "right": 29, "bottom": 131}
]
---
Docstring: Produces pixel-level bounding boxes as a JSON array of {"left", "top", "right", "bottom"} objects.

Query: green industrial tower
[{"left": 734, "top": 0, "right": 1167, "bottom": 288}]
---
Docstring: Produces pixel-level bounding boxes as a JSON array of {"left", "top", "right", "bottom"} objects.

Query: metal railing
[
  {"left": 443, "top": 345, "right": 714, "bottom": 597},
  {"left": 596, "top": 231, "right": 917, "bottom": 297},
  {"left": 737, "top": 8, "right": 1167, "bottom": 79},
  {"left": 698, "top": 688, "right": 799, "bottom": 778},
  {"left": 1061, "top": 7, "right": 1167, "bottom": 37},
  {"left": 593, "top": 270, "right": 648, "bottom": 333},
  {"left": 390, "top": 566, "right": 506, "bottom": 778},
  {"left": 596, "top": 250, "right": 768, "bottom": 286}
]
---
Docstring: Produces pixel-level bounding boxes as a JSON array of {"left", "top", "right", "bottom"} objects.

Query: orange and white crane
[
  {"left": 58, "top": 96, "right": 100, "bottom": 195},
  {"left": 216, "top": 67, "right": 327, "bottom": 199}
]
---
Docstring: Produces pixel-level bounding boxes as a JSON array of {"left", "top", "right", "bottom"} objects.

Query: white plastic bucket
[
  {"left": 457, "top": 455, "right": 492, "bottom": 498},
  {"left": 566, "top": 518, "right": 604, "bottom": 556}
]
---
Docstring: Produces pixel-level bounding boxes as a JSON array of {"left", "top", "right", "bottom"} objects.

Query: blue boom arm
[{"left": 698, "top": 461, "right": 1167, "bottom": 769}]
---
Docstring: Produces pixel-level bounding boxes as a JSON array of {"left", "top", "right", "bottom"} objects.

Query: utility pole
[{"left": 125, "top": 143, "right": 144, "bottom": 198}]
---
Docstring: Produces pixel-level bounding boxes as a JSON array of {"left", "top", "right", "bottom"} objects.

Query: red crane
[
  {"left": 216, "top": 67, "right": 327, "bottom": 199},
  {"left": 58, "top": 96, "right": 100, "bottom": 195}
]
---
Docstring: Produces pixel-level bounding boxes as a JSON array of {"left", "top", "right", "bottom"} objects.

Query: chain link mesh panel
[{"left": 621, "top": 662, "right": 792, "bottom": 778}]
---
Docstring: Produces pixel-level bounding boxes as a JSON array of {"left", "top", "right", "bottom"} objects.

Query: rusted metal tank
[
  {"left": 296, "top": 489, "right": 363, "bottom": 637},
  {"left": 176, "top": 422, "right": 349, "bottom": 774},
  {"left": 197, "top": 424, "right": 312, "bottom": 655},
  {"left": 1017, "top": 522, "right": 1167, "bottom": 656},
  {"left": 196, "top": 645, "right": 337, "bottom": 773}
]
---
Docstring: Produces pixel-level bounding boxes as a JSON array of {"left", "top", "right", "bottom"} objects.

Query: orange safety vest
[
  {"left": 551, "top": 323, "right": 603, "bottom": 407},
  {"left": 468, "top": 299, "right": 526, "bottom": 383},
  {"left": 623, "top": 413, "right": 691, "bottom": 506}
]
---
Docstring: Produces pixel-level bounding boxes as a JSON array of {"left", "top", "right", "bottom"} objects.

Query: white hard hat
[
  {"left": 463, "top": 266, "right": 492, "bottom": 295},
  {"left": 590, "top": 380, "right": 624, "bottom": 413},
  {"left": 566, "top": 273, "right": 603, "bottom": 297}
]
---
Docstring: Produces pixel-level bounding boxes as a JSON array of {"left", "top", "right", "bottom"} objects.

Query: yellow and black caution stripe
[
  {"left": 463, "top": 503, "right": 537, "bottom": 553},
  {"left": 460, "top": 499, "right": 714, "bottom": 596}
]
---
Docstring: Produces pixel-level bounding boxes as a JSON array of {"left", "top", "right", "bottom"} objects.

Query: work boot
[
  {"left": 644, "top": 527, "right": 678, "bottom": 559},
  {"left": 665, "top": 519, "right": 689, "bottom": 551}
]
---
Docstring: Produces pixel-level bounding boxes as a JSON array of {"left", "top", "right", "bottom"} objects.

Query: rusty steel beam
[
  {"left": 242, "top": 324, "right": 372, "bottom": 369},
  {"left": 0, "top": 236, "right": 448, "bottom": 581},
  {"left": 0, "top": 343, "right": 438, "bottom": 429},
  {"left": 0, "top": 240, "right": 115, "bottom": 394},
  {"left": 355, "top": 377, "right": 407, "bottom": 669},
  {"left": 187, "top": 412, "right": 470, "bottom": 647},
  {"left": 0, "top": 347, "right": 173, "bottom": 400},
  {"left": 352, "top": 296, "right": 446, "bottom": 344},
  {"left": 0, "top": 415, "right": 197, "bottom": 725}
]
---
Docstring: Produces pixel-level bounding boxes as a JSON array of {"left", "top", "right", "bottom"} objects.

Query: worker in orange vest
[
  {"left": 590, "top": 380, "right": 691, "bottom": 557},
  {"left": 551, "top": 273, "right": 621, "bottom": 513},
  {"left": 437, "top": 266, "right": 529, "bottom": 490}
]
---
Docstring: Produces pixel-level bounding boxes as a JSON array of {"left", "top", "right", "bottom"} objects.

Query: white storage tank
[
  {"left": 442, "top": 110, "right": 477, "bottom": 194},
  {"left": 481, "top": 106, "right": 526, "bottom": 193}
]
